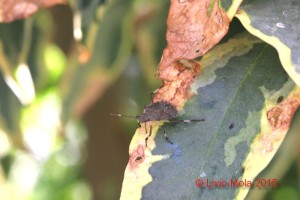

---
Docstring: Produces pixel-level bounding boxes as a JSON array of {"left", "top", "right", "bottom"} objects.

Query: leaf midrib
[{"left": 190, "top": 44, "right": 268, "bottom": 199}]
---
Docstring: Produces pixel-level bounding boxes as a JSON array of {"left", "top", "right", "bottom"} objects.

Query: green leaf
[
  {"left": 71, "top": 0, "right": 106, "bottom": 28},
  {"left": 221, "top": 0, "right": 243, "bottom": 20},
  {"left": 61, "top": 0, "right": 134, "bottom": 120},
  {"left": 0, "top": 21, "right": 24, "bottom": 68},
  {"left": 236, "top": 0, "right": 300, "bottom": 87},
  {"left": 120, "top": 32, "right": 300, "bottom": 199},
  {"left": 0, "top": 75, "right": 21, "bottom": 133},
  {"left": 87, "top": 0, "right": 133, "bottom": 69},
  {"left": 134, "top": 0, "right": 169, "bottom": 86},
  {"left": 43, "top": 44, "right": 66, "bottom": 82},
  {"left": 246, "top": 109, "right": 300, "bottom": 199}
]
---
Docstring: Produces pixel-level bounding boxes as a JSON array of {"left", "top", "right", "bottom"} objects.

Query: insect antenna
[
  {"left": 110, "top": 113, "right": 141, "bottom": 128},
  {"left": 110, "top": 113, "right": 137, "bottom": 119},
  {"left": 162, "top": 128, "right": 173, "bottom": 145}
]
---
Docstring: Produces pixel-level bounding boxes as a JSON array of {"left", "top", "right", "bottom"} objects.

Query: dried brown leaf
[
  {"left": 155, "top": 0, "right": 229, "bottom": 108},
  {"left": 0, "top": 0, "right": 66, "bottom": 23},
  {"left": 153, "top": 60, "right": 201, "bottom": 110},
  {"left": 159, "top": 0, "right": 229, "bottom": 72}
]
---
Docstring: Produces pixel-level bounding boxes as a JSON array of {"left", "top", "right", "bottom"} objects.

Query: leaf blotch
[
  {"left": 129, "top": 145, "right": 145, "bottom": 170},
  {"left": 267, "top": 98, "right": 300, "bottom": 131}
]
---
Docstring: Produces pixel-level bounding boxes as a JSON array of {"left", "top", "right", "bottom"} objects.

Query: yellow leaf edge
[
  {"left": 236, "top": 86, "right": 300, "bottom": 200},
  {"left": 120, "top": 121, "right": 167, "bottom": 200},
  {"left": 235, "top": 10, "right": 300, "bottom": 87}
]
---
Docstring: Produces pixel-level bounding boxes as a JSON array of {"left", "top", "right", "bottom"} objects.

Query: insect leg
[
  {"left": 145, "top": 125, "right": 152, "bottom": 147},
  {"left": 150, "top": 90, "right": 157, "bottom": 103},
  {"left": 168, "top": 119, "right": 205, "bottom": 123},
  {"left": 150, "top": 84, "right": 164, "bottom": 102},
  {"left": 144, "top": 122, "right": 147, "bottom": 134},
  {"left": 163, "top": 128, "right": 173, "bottom": 145}
]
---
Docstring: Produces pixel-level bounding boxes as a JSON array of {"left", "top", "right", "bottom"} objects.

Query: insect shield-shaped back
[{"left": 137, "top": 101, "right": 178, "bottom": 123}]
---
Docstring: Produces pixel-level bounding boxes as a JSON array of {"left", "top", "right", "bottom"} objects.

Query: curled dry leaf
[
  {"left": 160, "top": 0, "right": 229, "bottom": 69},
  {"left": 0, "top": 0, "right": 66, "bottom": 23},
  {"left": 155, "top": 0, "right": 229, "bottom": 108}
]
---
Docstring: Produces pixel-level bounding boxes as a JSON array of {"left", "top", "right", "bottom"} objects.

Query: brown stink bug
[{"left": 111, "top": 101, "right": 204, "bottom": 146}]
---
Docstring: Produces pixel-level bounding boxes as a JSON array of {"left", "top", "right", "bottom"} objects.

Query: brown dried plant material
[
  {"left": 159, "top": 0, "right": 229, "bottom": 75},
  {"left": 155, "top": 0, "right": 229, "bottom": 108},
  {"left": 256, "top": 97, "right": 300, "bottom": 154},
  {"left": 0, "top": 0, "right": 66, "bottom": 23},
  {"left": 153, "top": 60, "right": 201, "bottom": 110},
  {"left": 267, "top": 98, "right": 300, "bottom": 132}
]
